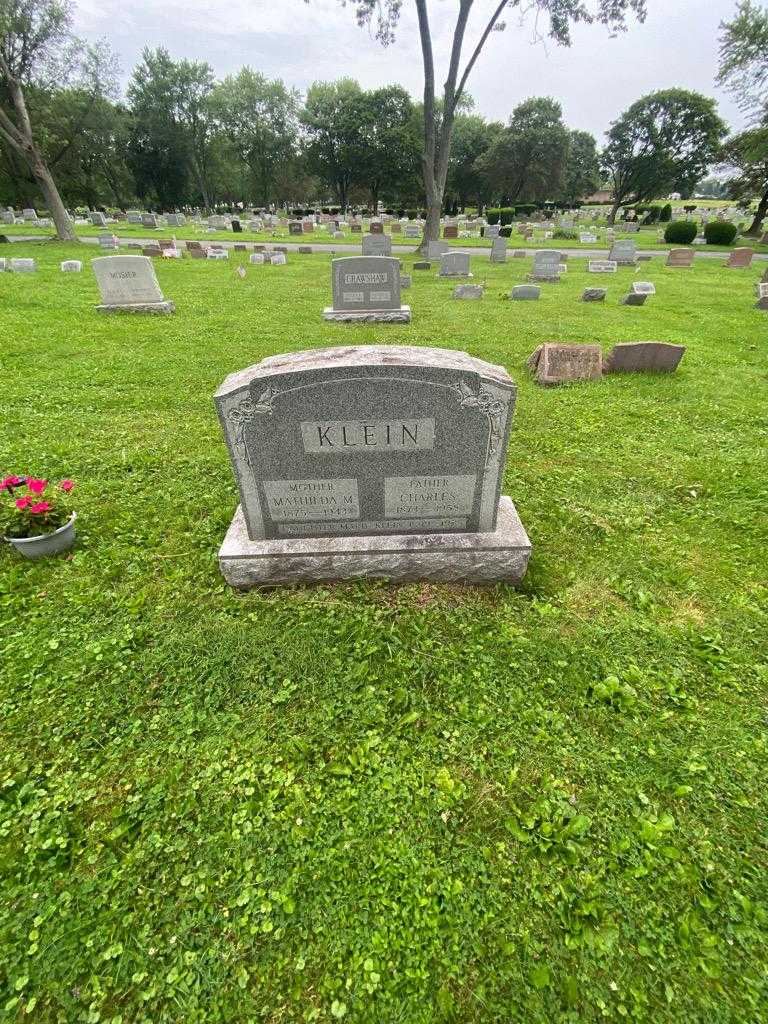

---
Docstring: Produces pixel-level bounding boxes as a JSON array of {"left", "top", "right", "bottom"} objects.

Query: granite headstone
[{"left": 215, "top": 345, "right": 530, "bottom": 585}]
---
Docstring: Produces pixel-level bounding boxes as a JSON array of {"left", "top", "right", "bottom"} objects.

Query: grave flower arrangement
[{"left": 1, "top": 476, "right": 77, "bottom": 558}]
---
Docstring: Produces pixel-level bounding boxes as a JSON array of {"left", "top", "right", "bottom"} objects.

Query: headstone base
[
  {"left": 96, "top": 301, "right": 175, "bottom": 315},
  {"left": 219, "top": 498, "right": 531, "bottom": 588},
  {"left": 323, "top": 306, "right": 411, "bottom": 323}
]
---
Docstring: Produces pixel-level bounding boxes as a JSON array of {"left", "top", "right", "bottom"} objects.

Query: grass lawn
[
  {"left": 2, "top": 242, "right": 767, "bottom": 1023},
  {"left": 3, "top": 221, "right": 768, "bottom": 255}
]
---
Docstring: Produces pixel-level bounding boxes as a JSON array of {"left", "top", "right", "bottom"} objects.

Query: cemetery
[{"left": 2, "top": 0, "right": 768, "bottom": 1021}]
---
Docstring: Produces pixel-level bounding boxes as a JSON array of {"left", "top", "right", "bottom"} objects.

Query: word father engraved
[{"left": 301, "top": 418, "right": 435, "bottom": 454}]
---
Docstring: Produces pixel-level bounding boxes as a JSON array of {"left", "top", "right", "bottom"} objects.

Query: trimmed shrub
[
  {"left": 659, "top": 204, "right": 672, "bottom": 222},
  {"left": 515, "top": 203, "right": 537, "bottom": 216},
  {"left": 487, "top": 206, "right": 515, "bottom": 225},
  {"left": 664, "top": 220, "right": 698, "bottom": 245},
  {"left": 704, "top": 221, "right": 738, "bottom": 245},
  {"left": 499, "top": 225, "right": 513, "bottom": 238},
  {"left": 553, "top": 228, "right": 578, "bottom": 240},
  {"left": 405, "top": 209, "right": 418, "bottom": 220}
]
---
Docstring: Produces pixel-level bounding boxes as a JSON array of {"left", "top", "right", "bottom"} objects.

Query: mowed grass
[
  {"left": 1, "top": 243, "right": 767, "bottom": 1023},
  {"left": 3, "top": 220, "right": 768, "bottom": 254}
]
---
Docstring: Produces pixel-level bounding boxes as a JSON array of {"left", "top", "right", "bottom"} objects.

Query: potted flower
[{"left": 1, "top": 476, "right": 77, "bottom": 559}]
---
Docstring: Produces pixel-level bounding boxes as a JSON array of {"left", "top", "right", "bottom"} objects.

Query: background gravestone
[
  {"left": 510, "top": 285, "right": 540, "bottom": 301},
  {"left": 528, "top": 343, "right": 602, "bottom": 386},
  {"left": 439, "top": 251, "right": 471, "bottom": 277},
  {"left": 490, "top": 237, "right": 507, "bottom": 264},
  {"left": 529, "top": 251, "right": 561, "bottom": 282},
  {"left": 362, "top": 233, "right": 392, "bottom": 257},
  {"left": 324, "top": 256, "right": 410, "bottom": 323},
  {"left": 92, "top": 255, "right": 174, "bottom": 314},
  {"left": 604, "top": 342, "right": 685, "bottom": 373},
  {"left": 215, "top": 345, "right": 530, "bottom": 585}
]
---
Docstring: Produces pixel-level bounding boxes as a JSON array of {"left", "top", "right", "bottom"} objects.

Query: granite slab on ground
[{"left": 219, "top": 496, "right": 531, "bottom": 586}]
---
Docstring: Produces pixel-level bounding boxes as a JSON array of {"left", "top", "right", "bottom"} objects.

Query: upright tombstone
[
  {"left": 288, "top": 221, "right": 303, "bottom": 236},
  {"left": 490, "top": 236, "right": 507, "bottom": 264},
  {"left": 22, "top": 208, "right": 37, "bottom": 221},
  {"left": 91, "top": 255, "right": 174, "bottom": 314},
  {"left": 725, "top": 247, "right": 754, "bottom": 268},
  {"left": 215, "top": 345, "right": 531, "bottom": 586},
  {"left": 369, "top": 221, "right": 384, "bottom": 235},
  {"left": 438, "top": 251, "right": 471, "bottom": 278},
  {"left": 126, "top": 211, "right": 142, "bottom": 224},
  {"left": 90, "top": 211, "right": 107, "bottom": 227},
  {"left": 527, "top": 343, "right": 603, "bottom": 386},
  {"left": 166, "top": 213, "right": 186, "bottom": 227},
  {"left": 361, "top": 233, "right": 392, "bottom": 256},
  {"left": 604, "top": 342, "right": 685, "bottom": 373},
  {"left": 609, "top": 240, "right": 637, "bottom": 266},
  {"left": 323, "top": 256, "right": 410, "bottom": 323},
  {"left": 141, "top": 213, "right": 158, "bottom": 230},
  {"left": 529, "top": 250, "right": 561, "bottom": 282},
  {"left": 621, "top": 292, "right": 648, "bottom": 306},
  {"left": 404, "top": 224, "right": 421, "bottom": 239},
  {"left": 61, "top": 260, "right": 83, "bottom": 272},
  {"left": 755, "top": 282, "right": 768, "bottom": 310},
  {"left": 444, "top": 224, "right": 458, "bottom": 239},
  {"left": 484, "top": 224, "right": 501, "bottom": 239},
  {"left": 428, "top": 240, "right": 450, "bottom": 260},
  {"left": 666, "top": 248, "right": 695, "bottom": 268}
]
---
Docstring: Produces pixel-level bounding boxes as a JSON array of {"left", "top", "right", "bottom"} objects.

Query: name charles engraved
[{"left": 301, "top": 418, "right": 435, "bottom": 454}]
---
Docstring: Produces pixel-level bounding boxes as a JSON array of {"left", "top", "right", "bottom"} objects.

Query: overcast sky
[{"left": 73, "top": 0, "right": 746, "bottom": 142}]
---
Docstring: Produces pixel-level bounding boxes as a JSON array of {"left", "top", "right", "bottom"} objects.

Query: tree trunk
[
  {"left": 607, "top": 200, "right": 622, "bottom": 225},
  {"left": 0, "top": 70, "right": 76, "bottom": 242},
  {"left": 744, "top": 187, "right": 768, "bottom": 236},
  {"left": 33, "top": 156, "right": 75, "bottom": 240}
]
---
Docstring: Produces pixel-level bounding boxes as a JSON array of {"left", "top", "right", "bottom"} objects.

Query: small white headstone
[
  {"left": 249, "top": 253, "right": 265, "bottom": 265},
  {"left": 588, "top": 260, "right": 618, "bottom": 273},
  {"left": 632, "top": 281, "right": 656, "bottom": 295},
  {"left": 61, "top": 260, "right": 82, "bottom": 272},
  {"left": 271, "top": 252, "right": 287, "bottom": 265},
  {"left": 10, "top": 258, "right": 36, "bottom": 272}
]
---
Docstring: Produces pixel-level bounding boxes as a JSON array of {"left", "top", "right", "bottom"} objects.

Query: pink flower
[
  {"left": 1, "top": 475, "right": 24, "bottom": 490},
  {"left": 59, "top": 479, "right": 74, "bottom": 492},
  {"left": 15, "top": 496, "right": 31, "bottom": 509},
  {"left": 29, "top": 501, "right": 51, "bottom": 514},
  {"left": 26, "top": 478, "right": 47, "bottom": 495}
]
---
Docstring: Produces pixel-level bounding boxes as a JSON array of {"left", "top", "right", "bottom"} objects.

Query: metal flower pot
[{"left": 5, "top": 512, "right": 77, "bottom": 560}]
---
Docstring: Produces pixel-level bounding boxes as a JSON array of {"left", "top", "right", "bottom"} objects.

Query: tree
[
  {"left": 0, "top": 0, "right": 115, "bottom": 240},
  {"left": 476, "top": 97, "right": 569, "bottom": 205},
  {"left": 358, "top": 85, "right": 420, "bottom": 211},
  {"left": 301, "top": 78, "right": 367, "bottom": 209},
  {"left": 719, "top": 126, "right": 768, "bottom": 235},
  {"left": 601, "top": 89, "right": 728, "bottom": 223},
  {"left": 314, "top": 0, "right": 647, "bottom": 251},
  {"left": 127, "top": 48, "right": 216, "bottom": 209},
  {"left": 41, "top": 91, "right": 134, "bottom": 208},
  {"left": 562, "top": 129, "right": 600, "bottom": 204},
  {"left": 210, "top": 69, "right": 299, "bottom": 208},
  {"left": 718, "top": 0, "right": 768, "bottom": 123},
  {"left": 445, "top": 112, "right": 502, "bottom": 210}
]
